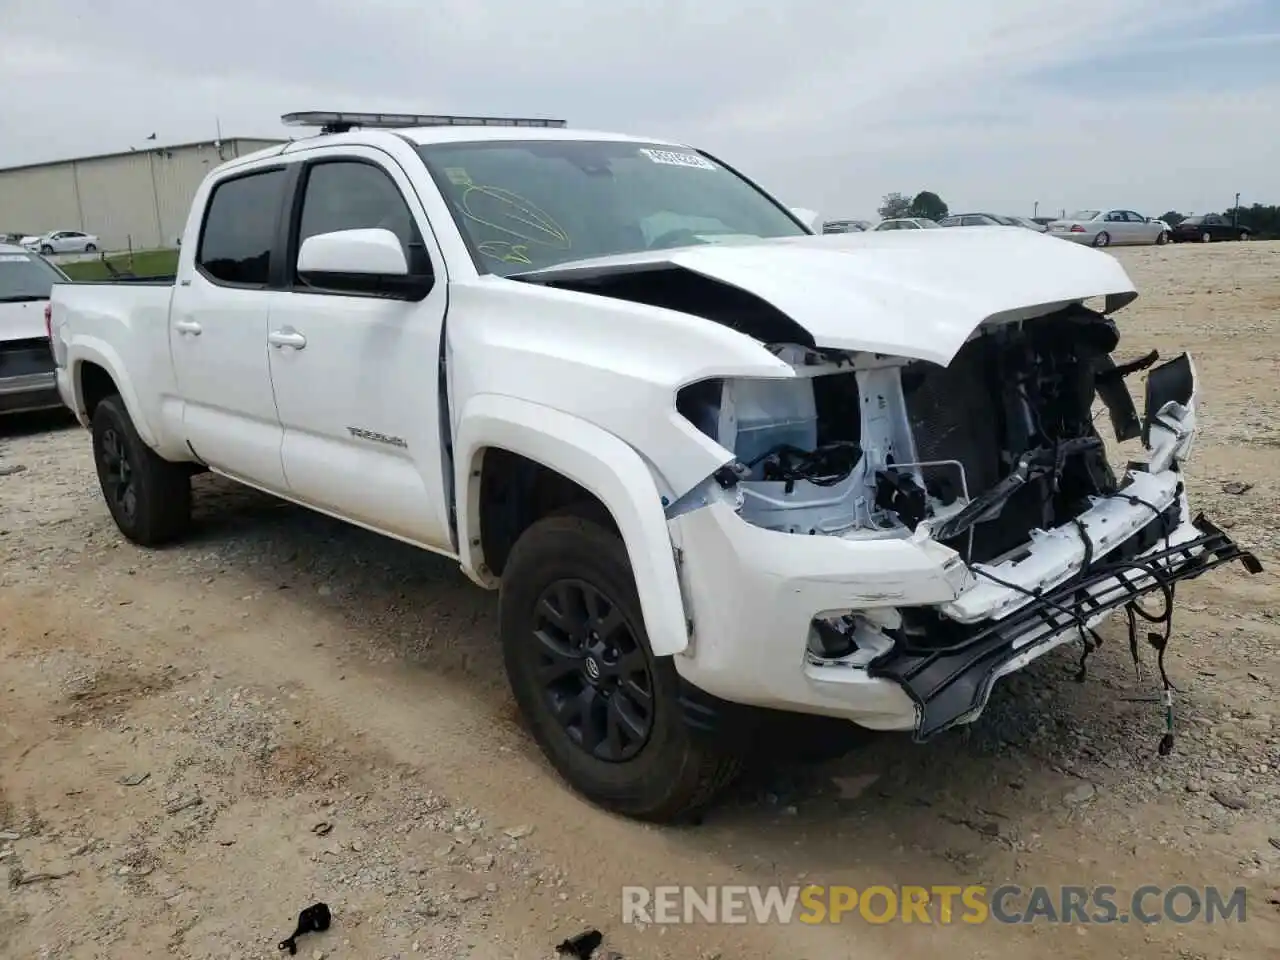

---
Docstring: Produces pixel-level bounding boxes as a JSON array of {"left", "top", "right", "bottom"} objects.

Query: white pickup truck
[{"left": 49, "top": 111, "right": 1260, "bottom": 822}]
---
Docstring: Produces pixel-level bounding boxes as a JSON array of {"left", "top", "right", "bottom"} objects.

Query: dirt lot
[{"left": 2, "top": 241, "right": 1278, "bottom": 959}]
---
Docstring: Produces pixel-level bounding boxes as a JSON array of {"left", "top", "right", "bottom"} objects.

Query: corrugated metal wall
[{"left": 0, "top": 139, "right": 283, "bottom": 252}]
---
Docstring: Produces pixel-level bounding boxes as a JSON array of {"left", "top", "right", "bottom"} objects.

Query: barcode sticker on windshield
[
  {"left": 638, "top": 148, "right": 715, "bottom": 170},
  {"left": 0, "top": 255, "right": 29, "bottom": 262}
]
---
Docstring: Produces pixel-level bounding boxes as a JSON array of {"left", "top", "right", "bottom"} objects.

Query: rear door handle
[
  {"left": 268, "top": 329, "right": 307, "bottom": 350},
  {"left": 174, "top": 319, "right": 202, "bottom": 335}
]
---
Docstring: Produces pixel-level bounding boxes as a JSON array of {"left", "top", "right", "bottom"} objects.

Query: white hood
[{"left": 518, "top": 226, "right": 1137, "bottom": 367}]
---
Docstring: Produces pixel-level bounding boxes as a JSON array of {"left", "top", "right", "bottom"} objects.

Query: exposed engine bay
[
  {"left": 676, "top": 304, "right": 1153, "bottom": 563},
  {"left": 668, "top": 303, "right": 1263, "bottom": 744}
]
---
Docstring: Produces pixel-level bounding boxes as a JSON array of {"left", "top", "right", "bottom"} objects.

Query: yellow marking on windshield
[
  {"left": 457, "top": 184, "right": 571, "bottom": 258},
  {"left": 477, "top": 240, "right": 534, "bottom": 265}
]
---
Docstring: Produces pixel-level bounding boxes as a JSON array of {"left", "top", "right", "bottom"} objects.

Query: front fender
[
  {"left": 64, "top": 338, "right": 160, "bottom": 449},
  {"left": 454, "top": 394, "right": 690, "bottom": 657}
]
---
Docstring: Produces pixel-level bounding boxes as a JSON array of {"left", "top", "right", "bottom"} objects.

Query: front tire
[
  {"left": 40, "top": 244, "right": 53, "bottom": 255},
  {"left": 1156, "top": 231, "right": 1168, "bottom": 245},
  {"left": 1239, "top": 231, "right": 1250, "bottom": 241},
  {"left": 91, "top": 395, "right": 192, "bottom": 545},
  {"left": 85, "top": 243, "right": 97, "bottom": 252},
  {"left": 499, "top": 513, "right": 741, "bottom": 822}
]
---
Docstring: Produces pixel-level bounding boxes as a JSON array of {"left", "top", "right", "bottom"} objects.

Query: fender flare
[
  {"left": 454, "top": 394, "right": 690, "bottom": 657},
  {"left": 67, "top": 338, "right": 160, "bottom": 449}
]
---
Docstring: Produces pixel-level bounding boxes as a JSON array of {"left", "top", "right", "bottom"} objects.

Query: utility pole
[
  {"left": 1233, "top": 192, "right": 1240, "bottom": 227},
  {"left": 1033, "top": 200, "right": 1039, "bottom": 218}
]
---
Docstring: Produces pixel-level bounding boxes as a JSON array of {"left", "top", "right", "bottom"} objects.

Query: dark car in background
[{"left": 1170, "top": 215, "right": 1252, "bottom": 243}]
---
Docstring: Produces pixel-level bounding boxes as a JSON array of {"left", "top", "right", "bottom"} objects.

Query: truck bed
[{"left": 49, "top": 279, "right": 180, "bottom": 433}]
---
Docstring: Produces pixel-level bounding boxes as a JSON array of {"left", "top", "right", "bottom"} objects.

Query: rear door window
[{"left": 197, "top": 168, "right": 287, "bottom": 287}]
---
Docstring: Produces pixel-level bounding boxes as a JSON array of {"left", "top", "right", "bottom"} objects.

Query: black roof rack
[{"left": 281, "top": 111, "right": 568, "bottom": 135}]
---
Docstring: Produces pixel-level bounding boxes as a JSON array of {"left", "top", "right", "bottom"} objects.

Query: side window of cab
[
  {"left": 294, "top": 160, "right": 433, "bottom": 279},
  {"left": 196, "top": 168, "right": 288, "bottom": 287}
]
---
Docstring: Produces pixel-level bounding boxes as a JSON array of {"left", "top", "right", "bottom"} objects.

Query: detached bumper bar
[{"left": 869, "top": 514, "right": 1263, "bottom": 740}]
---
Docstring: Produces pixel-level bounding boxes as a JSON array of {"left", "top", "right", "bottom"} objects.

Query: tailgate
[{"left": 0, "top": 300, "right": 48, "bottom": 341}]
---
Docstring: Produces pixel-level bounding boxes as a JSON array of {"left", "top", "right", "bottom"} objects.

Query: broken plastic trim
[
  {"left": 1143, "top": 352, "right": 1195, "bottom": 447},
  {"left": 868, "top": 514, "right": 1262, "bottom": 740}
]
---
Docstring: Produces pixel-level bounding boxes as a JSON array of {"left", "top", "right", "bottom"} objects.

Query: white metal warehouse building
[{"left": 0, "top": 138, "right": 284, "bottom": 253}]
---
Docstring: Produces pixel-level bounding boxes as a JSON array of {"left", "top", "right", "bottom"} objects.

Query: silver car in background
[
  {"left": 1045, "top": 209, "right": 1168, "bottom": 248},
  {"left": 873, "top": 217, "right": 942, "bottom": 231},
  {"left": 1, "top": 244, "right": 68, "bottom": 415},
  {"left": 938, "top": 213, "right": 1047, "bottom": 232},
  {"left": 822, "top": 219, "right": 872, "bottom": 234}
]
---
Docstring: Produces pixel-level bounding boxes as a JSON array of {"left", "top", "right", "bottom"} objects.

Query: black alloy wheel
[
  {"left": 97, "top": 424, "right": 138, "bottom": 523},
  {"left": 531, "top": 577, "right": 655, "bottom": 762},
  {"left": 498, "top": 512, "right": 743, "bottom": 821},
  {"left": 90, "top": 394, "right": 192, "bottom": 545}
]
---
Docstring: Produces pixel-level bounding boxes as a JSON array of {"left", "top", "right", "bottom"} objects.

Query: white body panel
[
  {"left": 47, "top": 123, "right": 1222, "bottom": 738},
  {"left": 0, "top": 299, "right": 49, "bottom": 342}
]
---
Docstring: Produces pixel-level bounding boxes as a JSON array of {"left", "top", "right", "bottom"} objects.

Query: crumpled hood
[{"left": 515, "top": 226, "right": 1138, "bottom": 367}]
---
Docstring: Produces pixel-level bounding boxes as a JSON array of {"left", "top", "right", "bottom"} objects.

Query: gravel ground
[{"left": 1, "top": 240, "right": 1278, "bottom": 959}]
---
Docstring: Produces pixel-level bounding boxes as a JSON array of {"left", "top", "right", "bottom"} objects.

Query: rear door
[
  {"left": 1101, "top": 211, "right": 1128, "bottom": 242},
  {"left": 265, "top": 147, "right": 455, "bottom": 551},
  {"left": 169, "top": 163, "right": 290, "bottom": 490}
]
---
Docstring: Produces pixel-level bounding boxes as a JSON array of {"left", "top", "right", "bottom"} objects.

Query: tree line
[{"left": 877, "top": 192, "right": 1279, "bottom": 239}]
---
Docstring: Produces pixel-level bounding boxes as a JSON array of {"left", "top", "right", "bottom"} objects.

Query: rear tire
[
  {"left": 1092, "top": 231, "right": 1110, "bottom": 247},
  {"left": 91, "top": 394, "right": 192, "bottom": 545},
  {"left": 1239, "top": 231, "right": 1250, "bottom": 241},
  {"left": 1201, "top": 231, "right": 1212, "bottom": 243},
  {"left": 499, "top": 512, "right": 741, "bottom": 822}
]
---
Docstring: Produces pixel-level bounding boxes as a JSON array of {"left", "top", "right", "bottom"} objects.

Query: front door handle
[
  {"left": 173, "top": 319, "right": 202, "bottom": 335},
  {"left": 268, "top": 328, "right": 307, "bottom": 350}
]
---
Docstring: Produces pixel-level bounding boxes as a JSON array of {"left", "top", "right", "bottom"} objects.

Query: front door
[
  {"left": 265, "top": 148, "right": 455, "bottom": 552},
  {"left": 169, "top": 165, "right": 289, "bottom": 491}
]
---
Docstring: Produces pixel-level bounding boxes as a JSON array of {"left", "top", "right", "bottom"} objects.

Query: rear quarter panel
[{"left": 50, "top": 281, "right": 188, "bottom": 458}]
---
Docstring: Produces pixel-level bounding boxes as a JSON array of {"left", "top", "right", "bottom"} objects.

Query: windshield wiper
[{"left": 0, "top": 295, "right": 48, "bottom": 303}]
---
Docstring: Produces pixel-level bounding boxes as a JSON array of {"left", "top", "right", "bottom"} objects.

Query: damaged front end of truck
[
  {"left": 666, "top": 304, "right": 1261, "bottom": 741},
  {"left": 514, "top": 229, "right": 1262, "bottom": 743}
]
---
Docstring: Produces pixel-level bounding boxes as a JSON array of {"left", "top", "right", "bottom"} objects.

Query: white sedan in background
[
  {"left": 1045, "top": 210, "right": 1167, "bottom": 248},
  {"left": 21, "top": 230, "right": 100, "bottom": 255}
]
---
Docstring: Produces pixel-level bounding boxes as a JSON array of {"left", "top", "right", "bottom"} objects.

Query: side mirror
[{"left": 296, "top": 228, "right": 432, "bottom": 300}]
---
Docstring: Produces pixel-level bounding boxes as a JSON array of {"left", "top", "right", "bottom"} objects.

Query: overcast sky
[{"left": 2, "top": 0, "right": 1276, "bottom": 220}]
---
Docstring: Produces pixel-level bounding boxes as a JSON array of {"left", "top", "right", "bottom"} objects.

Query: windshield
[
  {"left": 1181, "top": 216, "right": 1204, "bottom": 225},
  {"left": 0, "top": 252, "right": 65, "bottom": 302},
  {"left": 417, "top": 140, "right": 808, "bottom": 275},
  {"left": 918, "top": 218, "right": 942, "bottom": 229},
  {"left": 1065, "top": 210, "right": 1100, "bottom": 222}
]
